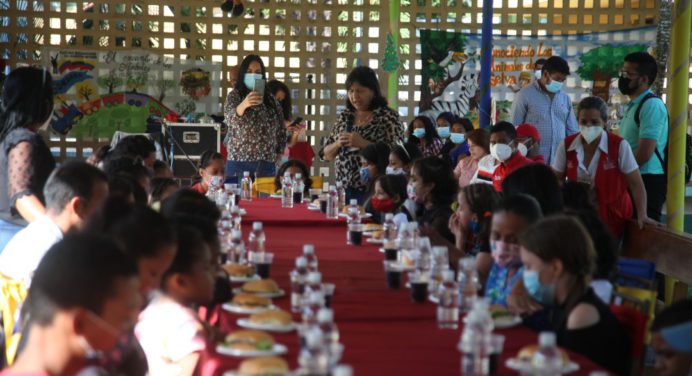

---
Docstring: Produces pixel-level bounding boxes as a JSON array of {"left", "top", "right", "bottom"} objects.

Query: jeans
[
  {"left": 0, "top": 219, "right": 24, "bottom": 255},
  {"left": 641, "top": 174, "right": 666, "bottom": 222},
  {"left": 224, "top": 160, "right": 276, "bottom": 184}
]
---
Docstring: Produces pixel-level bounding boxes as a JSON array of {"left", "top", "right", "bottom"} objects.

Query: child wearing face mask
[
  {"left": 552, "top": 96, "right": 651, "bottom": 237},
  {"left": 518, "top": 216, "right": 630, "bottom": 375},
  {"left": 358, "top": 142, "right": 390, "bottom": 199},
  {"left": 515, "top": 123, "right": 545, "bottom": 164},
  {"left": 484, "top": 194, "right": 542, "bottom": 306},
  {"left": 489, "top": 122, "right": 533, "bottom": 192},
  {"left": 387, "top": 142, "right": 422, "bottom": 177},
  {"left": 407, "top": 116, "right": 444, "bottom": 158},
  {"left": 365, "top": 174, "right": 412, "bottom": 225},
  {"left": 191, "top": 150, "right": 226, "bottom": 195}
]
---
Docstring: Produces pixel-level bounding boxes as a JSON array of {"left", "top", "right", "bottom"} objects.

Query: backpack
[{"left": 635, "top": 92, "right": 692, "bottom": 183}]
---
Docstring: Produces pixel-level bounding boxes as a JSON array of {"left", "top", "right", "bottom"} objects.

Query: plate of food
[
  {"left": 237, "top": 309, "right": 296, "bottom": 333},
  {"left": 223, "top": 294, "right": 276, "bottom": 314},
  {"left": 216, "top": 330, "right": 288, "bottom": 358},
  {"left": 223, "top": 263, "right": 261, "bottom": 283},
  {"left": 363, "top": 223, "right": 383, "bottom": 233},
  {"left": 366, "top": 238, "right": 384, "bottom": 244},
  {"left": 234, "top": 279, "right": 286, "bottom": 298},
  {"left": 269, "top": 193, "right": 282, "bottom": 199},
  {"left": 222, "top": 357, "right": 292, "bottom": 376},
  {"left": 307, "top": 204, "right": 321, "bottom": 212},
  {"left": 489, "top": 305, "right": 522, "bottom": 329},
  {"left": 338, "top": 213, "right": 372, "bottom": 219},
  {"left": 505, "top": 345, "right": 579, "bottom": 374}
]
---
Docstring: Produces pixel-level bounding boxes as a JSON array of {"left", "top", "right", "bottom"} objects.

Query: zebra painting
[{"left": 420, "top": 72, "right": 478, "bottom": 121}]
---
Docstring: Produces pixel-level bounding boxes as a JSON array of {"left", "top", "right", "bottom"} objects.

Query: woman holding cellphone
[{"left": 224, "top": 55, "right": 286, "bottom": 180}]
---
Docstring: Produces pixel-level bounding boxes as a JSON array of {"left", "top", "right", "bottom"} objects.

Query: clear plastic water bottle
[
  {"left": 281, "top": 171, "right": 294, "bottom": 208},
  {"left": 247, "top": 221, "right": 265, "bottom": 254},
  {"left": 458, "top": 256, "right": 480, "bottom": 313},
  {"left": 241, "top": 171, "right": 252, "bottom": 201},
  {"left": 317, "top": 308, "right": 340, "bottom": 366},
  {"left": 303, "top": 244, "right": 319, "bottom": 272},
  {"left": 303, "top": 272, "right": 324, "bottom": 303},
  {"left": 459, "top": 298, "right": 494, "bottom": 376},
  {"left": 346, "top": 199, "right": 360, "bottom": 224},
  {"left": 291, "top": 256, "right": 309, "bottom": 313},
  {"left": 382, "top": 213, "right": 398, "bottom": 247},
  {"left": 229, "top": 206, "right": 242, "bottom": 232},
  {"left": 298, "top": 328, "right": 329, "bottom": 376},
  {"left": 416, "top": 237, "right": 433, "bottom": 276},
  {"left": 228, "top": 229, "right": 246, "bottom": 264},
  {"left": 437, "top": 270, "right": 460, "bottom": 329},
  {"left": 300, "top": 291, "right": 326, "bottom": 343},
  {"left": 335, "top": 181, "right": 346, "bottom": 210},
  {"left": 429, "top": 246, "right": 450, "bottom": 298},
  {"left": 205, "top": 176, "right": 221, "bottom": 202},
  {"left": 396, "top": 222, "right": 414, "bottom": 251},
  {"left": 294, "top": 173, "right": 305, "bottom": 204},
  {"left": 532, "top": 332, "right": 563, "bottom": 376},
  {"left": 326, "top": 185, "right": 338, "bottom": 219}
]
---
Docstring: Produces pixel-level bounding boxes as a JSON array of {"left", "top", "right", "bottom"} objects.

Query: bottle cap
[
  {"left": 295, "top": 173, "right": 302, "bottom": 179},
  {"left": 284, "top": 171, "right": 291, "bottom": 177},
  {"left": 441, "top": 270, "right": 455, "bottom": 281},
  {"left": 332, "top": 365, "right": 353, "bottom": 376},
  {"left": 329, "top": 185, "right": 336, "bottom": 190},
  {"left": 230, "top": 206, "right": 240, "bottom": 213},
  {"left": 349, "top": 199, "right": 357, "bottom": 206},
  {"left": 307, "top": 272, "right": 322, "bottom": 284},
  {"left": 305, "top": 329, "right": 324, "bottom": 347},
  {"left": 231, "top": 229, "right": 242, "bottom": 240},
  {"left": 303, "top": 244, "right": 315, "bottom": 255},
  {"left": 252, "top": 222, "right": 263, "bottom": 231},
  {"left": 317, "top": 308, "right": 334, "bottom": 323},
  {"left": 295, "top": 256, "right": 307, "bottom": 267},
  {"left": 336, "top": 181, "right": 343, "bottom": 188},
  {"left": 418, "top": 237, "right": 431, "bottom": 249},
  {"left": 385, "top": 213, "right": 394, "bottom": 221},
  {"left": 432, "top": 246, "right": 448, "bottom": 258},
  {"left": 243, "top": 171, "right": 250, "bottom": 177},
  {"left": 308, "top": 291, "right": 325, "bottom": 305},
  {"left": 538, "top": 332, "right": 556, "bottom": 347}
]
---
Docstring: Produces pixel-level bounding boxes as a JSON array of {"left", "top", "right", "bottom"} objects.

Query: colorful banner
[
  {"left": 419, "top": 27, "right": 656, "bottom": 126},
  {"left": 42, "top": 50, "right": 221, "bottom": 138}
]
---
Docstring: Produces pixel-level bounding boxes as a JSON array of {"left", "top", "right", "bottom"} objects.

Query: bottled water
[
  {"left": 532, "top": 332, "right": 563, "bottom": 376},
  {"left": 437, "top": 270, "right": 459, "bottom": 329},
  {"left": 294, "top": 173, "right": 305, "bottom": 204},
  {"left": 429, "top": 246, "right": 450, "bottom": 298},
  {"left": 281, "top": 171, "right": 294, "bottom": 208},
  {"left": 229, "top": 206, "right": 242, "bottom": 232},
  {"left": 326, "top": 185, "right": 339, "bottom": 219},
  {"left": 332, "top": 365, "right": 353, "bottom": 376},
  {"left": 458, "top": 257, "right": 480, "bottom": 313},
  {"left": 396, "top": 222, "right": 414, "bottom": 251},
  {"left": 303, "top": 272, "right": 324, "bottom": 303},
  {"left": 416, "top": 237, "right": 433, "bottom": 276},
  {"left": 459, "top": 298, "right": 494, "bottom": 376},
  {"left": 240, "top": 171, "right": 252, "bottom": 201},
  {"left": 300, "top": 291, "right": 326, "bottom": 345},
  {"left": 291, "top": 256, "right": 309, "bottom": 313},
  {"left": 335, "top": 181, "right": 346, "bottom": 210},
  {"left": 346, "top": 199, "right": 360, "bottom": 224},
  {"left": 382, "top": 213, "right": 398, "bottom": 248},
  {"left": 298, "top": 328, "right": 329, "bottom": 376},
  {"left": 228, "top": 229, "right": 246, "bottom": 264},
  {"left": 303, "top": 244, "right": 319, "bottom": 272},
  {"left": 317, "top": 308, "right": 340, "bottom": 366},
  {"left": 247, "top": 222, "right": 266, "bottom": 254}
]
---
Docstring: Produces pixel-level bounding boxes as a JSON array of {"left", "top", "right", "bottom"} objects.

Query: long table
[{"left": 201, "top": 198, "right": 608, "bottom": 376}]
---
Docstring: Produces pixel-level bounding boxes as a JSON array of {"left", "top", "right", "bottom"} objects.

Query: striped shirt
[{"left": 510, "top": 81, "right": 578, "bottom": 165}]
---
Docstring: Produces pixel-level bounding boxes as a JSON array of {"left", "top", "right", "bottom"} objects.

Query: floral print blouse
[
  {"left": 321, "top": 106, "right": 404, "bottom": 189},
  {"left": 223, "top": 90, "right": 287, "bottom": 162}
]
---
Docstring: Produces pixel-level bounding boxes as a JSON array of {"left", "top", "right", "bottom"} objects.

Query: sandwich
[
  {"left": 364, "top": 223, "right": 383, "bottom": 232},
  {"left": 517, "top": 345, "right": 570, "bottom": 365},
  {"left": 238, "top": 356, "right": 289, "bottom": 376},
  {"left": 224, "top": 330, "right": 275, "bottom": 351},
  {"left": 489, "top": 304, "right": 513, "bottom": 319},
  {"left": 231, "top": 293, "right": 272, "bottom": 308},
  {"left": 371, "top": 230, "right": 384, "bottom": 240},
  {"left": 342, "top": 205, "right": 365, "bottom": 215},
  {"left": 248, "top": 309, "right": 293, "bottom": 327},
  {"left": 242, "top": 279, "right": 280, "bottom": 294},
  {"left": 223, "top": 263, "right": 255, "bottom": 278}
]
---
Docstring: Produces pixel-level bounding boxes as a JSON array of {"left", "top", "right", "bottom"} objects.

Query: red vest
[{"left": 565, "top": 132, "right": 632, "bottom": 238}]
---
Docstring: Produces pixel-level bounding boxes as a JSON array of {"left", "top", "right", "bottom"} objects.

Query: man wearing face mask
[
  {"left": 510, "top": 56, "right": 578, "bottom": 165},
  {"left": 616, "top": 52, "right": 669, "bottom": 222},
  {"left": 516, "top": 123, "right": 545, "bottom": 164},
  {"left": 489, "top": 122, "right": 533, "bottom": 192}
]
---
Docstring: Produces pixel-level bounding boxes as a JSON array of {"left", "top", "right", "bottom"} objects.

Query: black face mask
[{"left": 618, "top": 76, "right": 637, "bottom": 96}]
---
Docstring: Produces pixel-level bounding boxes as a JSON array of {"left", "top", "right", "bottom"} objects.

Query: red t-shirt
[
  {"left": 530, "top": 154, "right": 546, "bottom": 164},
  {"left": 492, "top": 152, "right": 533, "bottom": 191},
  {"left": 190, "top": 182, "right": 207, "bottom": 194}
]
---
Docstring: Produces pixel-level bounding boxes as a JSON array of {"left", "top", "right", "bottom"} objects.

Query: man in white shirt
[{"left": 0, "top": 161, "right": 109, "bottom": 286}]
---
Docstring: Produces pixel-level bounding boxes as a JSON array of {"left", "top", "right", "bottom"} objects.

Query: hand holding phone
[
  {"left": 290, "top": 117, "right": 304, "bottom": 127},
  {"left": 253, "top": 78, "right": 266, "bottom": 96}
]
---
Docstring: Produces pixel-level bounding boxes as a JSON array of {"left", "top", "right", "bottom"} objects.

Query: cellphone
[
  {"left": 253, "top": 78, "right": 265, "bottom": 96},
  {"left": 290, "top": 117, "right": 304, "bottom": 127}
]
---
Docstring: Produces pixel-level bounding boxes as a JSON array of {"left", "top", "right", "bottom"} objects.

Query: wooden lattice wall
[{"left": 0, "top": 0, "right": 668, "bottom": 175}]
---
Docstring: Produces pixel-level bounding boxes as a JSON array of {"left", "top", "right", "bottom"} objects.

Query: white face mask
[
  {"left": 490, "top": 143, "right": 513, "bottom": 162},
  {"left": 386, "top": 166, "right": 405, "bottom": 175},
  {"left": 517, "top": 142, "right": 528, "bottom": 157},
  {"left": 579, "top": 126, "right": 602, "bottom": 144}
]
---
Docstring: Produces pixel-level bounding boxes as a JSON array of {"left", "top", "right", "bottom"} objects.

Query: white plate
[
  {"left": 307, "top": 204, "right": 321, "bottom": 212},
  {"left": 216, "top": 343, "right": 288, "bottom": 358},
  {"left": 223, "top": 371, "right": 296, "bottom": 376},
  {"left": 493, "top": 315, "right": 522, "bottom": 329},
  {"left": 237, "top": 318, "right": 297, "bottom": 333},
  {"left": 270, "top": 193, "right": 282, "bottom": 199},
  {"left": 337, "top": 213, "right": 373, "bottom": 219},
  {"left": 222, "top": 303, "right": 278, "bottom": 315},
  {"left": 366, "top": 238, "right": 384, "bottom": 244},
  {"left": 428, "top": 294, "right": 439, "bottom": 304},
  {"left": 505, "top": 358, "right": 579, "bottom": 374},
  {"left": 233, "top": 288, "right": 286, "bottom": 298},
  {"left": 229, "top": 274, "right": 261, "bottom": 283}
]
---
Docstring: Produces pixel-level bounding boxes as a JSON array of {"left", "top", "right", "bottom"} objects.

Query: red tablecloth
[
  {"left": 238, "top": 197, "right": 347, "bottom": 227},
  {"left": 202, "top": 199, "right": 609, "bottom": 376}
]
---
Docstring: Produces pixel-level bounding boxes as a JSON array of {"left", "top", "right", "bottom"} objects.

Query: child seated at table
[
  {"left": 359, "top": 142, "right": 391, "bottom": 198},
  {"left": 387, "top": 142, "right": 422, "bottom": 178},
  {"left": 484, "top": 194, "right": 542, "bottom": 306},
  {"left": 365, "top": 174, "right": 412, "bottom": 225},
  {"left": 274, "top": 159, "right": 313, "bottom": 195},
  {"left": 650, "top": 299, "right": 692, "bottom": 376},
  {"left": 135, "top": 226, "right": 216, "bottom": 376},
  {"left": 408, "top": 156, "right": 457, "bottom": 244},
  {"left": 191, "top": 150, "right": 225, "bottom": 194},
  {"left": 518, "top": 216, "right": 630, "bottom": 375}
]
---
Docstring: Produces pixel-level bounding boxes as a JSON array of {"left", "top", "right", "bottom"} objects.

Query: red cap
[{"left": 516, "top": 123, "right": 540, "bottom": 142}]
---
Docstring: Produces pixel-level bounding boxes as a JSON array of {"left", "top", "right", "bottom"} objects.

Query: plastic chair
[
  {"left": 310, "top": 176, "right": 324, "bottom": 191},
  {"left": 253, "top": 176, "right": 277, "bottom": 197},
  {"left": 0, "top": 275, "right": 28, "bottom": 366},
  {"left": 610, "top": 303, "right": 649, "bottom": 376}
]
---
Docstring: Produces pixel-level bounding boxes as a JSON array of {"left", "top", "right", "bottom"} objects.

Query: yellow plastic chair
[
  {"left": 310, "top": 176, "right": 324, "bottom": 191},
  {"left": 1, "top": 274, "right": 27, "bottom": 366},
  {"left": 254, "top": 176, "right": 277, "bottom": 197}
]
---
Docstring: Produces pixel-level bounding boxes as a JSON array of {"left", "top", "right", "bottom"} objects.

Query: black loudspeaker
[
  {"left": 163, "top": 123, "right": 220, "bottom": 178},
  {"left": 172, "top": 157, "right": 201, "bottom": 178}
]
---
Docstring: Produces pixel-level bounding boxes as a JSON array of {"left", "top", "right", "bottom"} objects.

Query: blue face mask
[
  {"left": 359, "top": 167, "right": 370, "bottom": 184},
  {"left": 244, "top": 73, "right": 262, "bottom": 91},
  {"left": 545, "top": 79, "right": 563, "bottom": 94},
  {"left": 437, "top": 127, "right": 451, "bottom": 138},
  {"left": 450, "top": 133, "right": 465, "bottom": 144},
  {"left": 522, "top": 270, "right": 555, "bottom": 305},
  {"left": 468, "top": 219, "right": 479, "bottom": 234},
  {"left": 412, "top": 128, "right": 426, "bottom": 139}
]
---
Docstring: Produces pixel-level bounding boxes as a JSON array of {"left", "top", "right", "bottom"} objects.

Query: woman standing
[
  {"left": 224, "top": 55, "right": 286, "bottom": 180},
  {"left": 320, "top": 66, "right": 403, "bottom": 203},
  {"left": 0, "top": 67, "right": 56, "bottom": 251}
]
